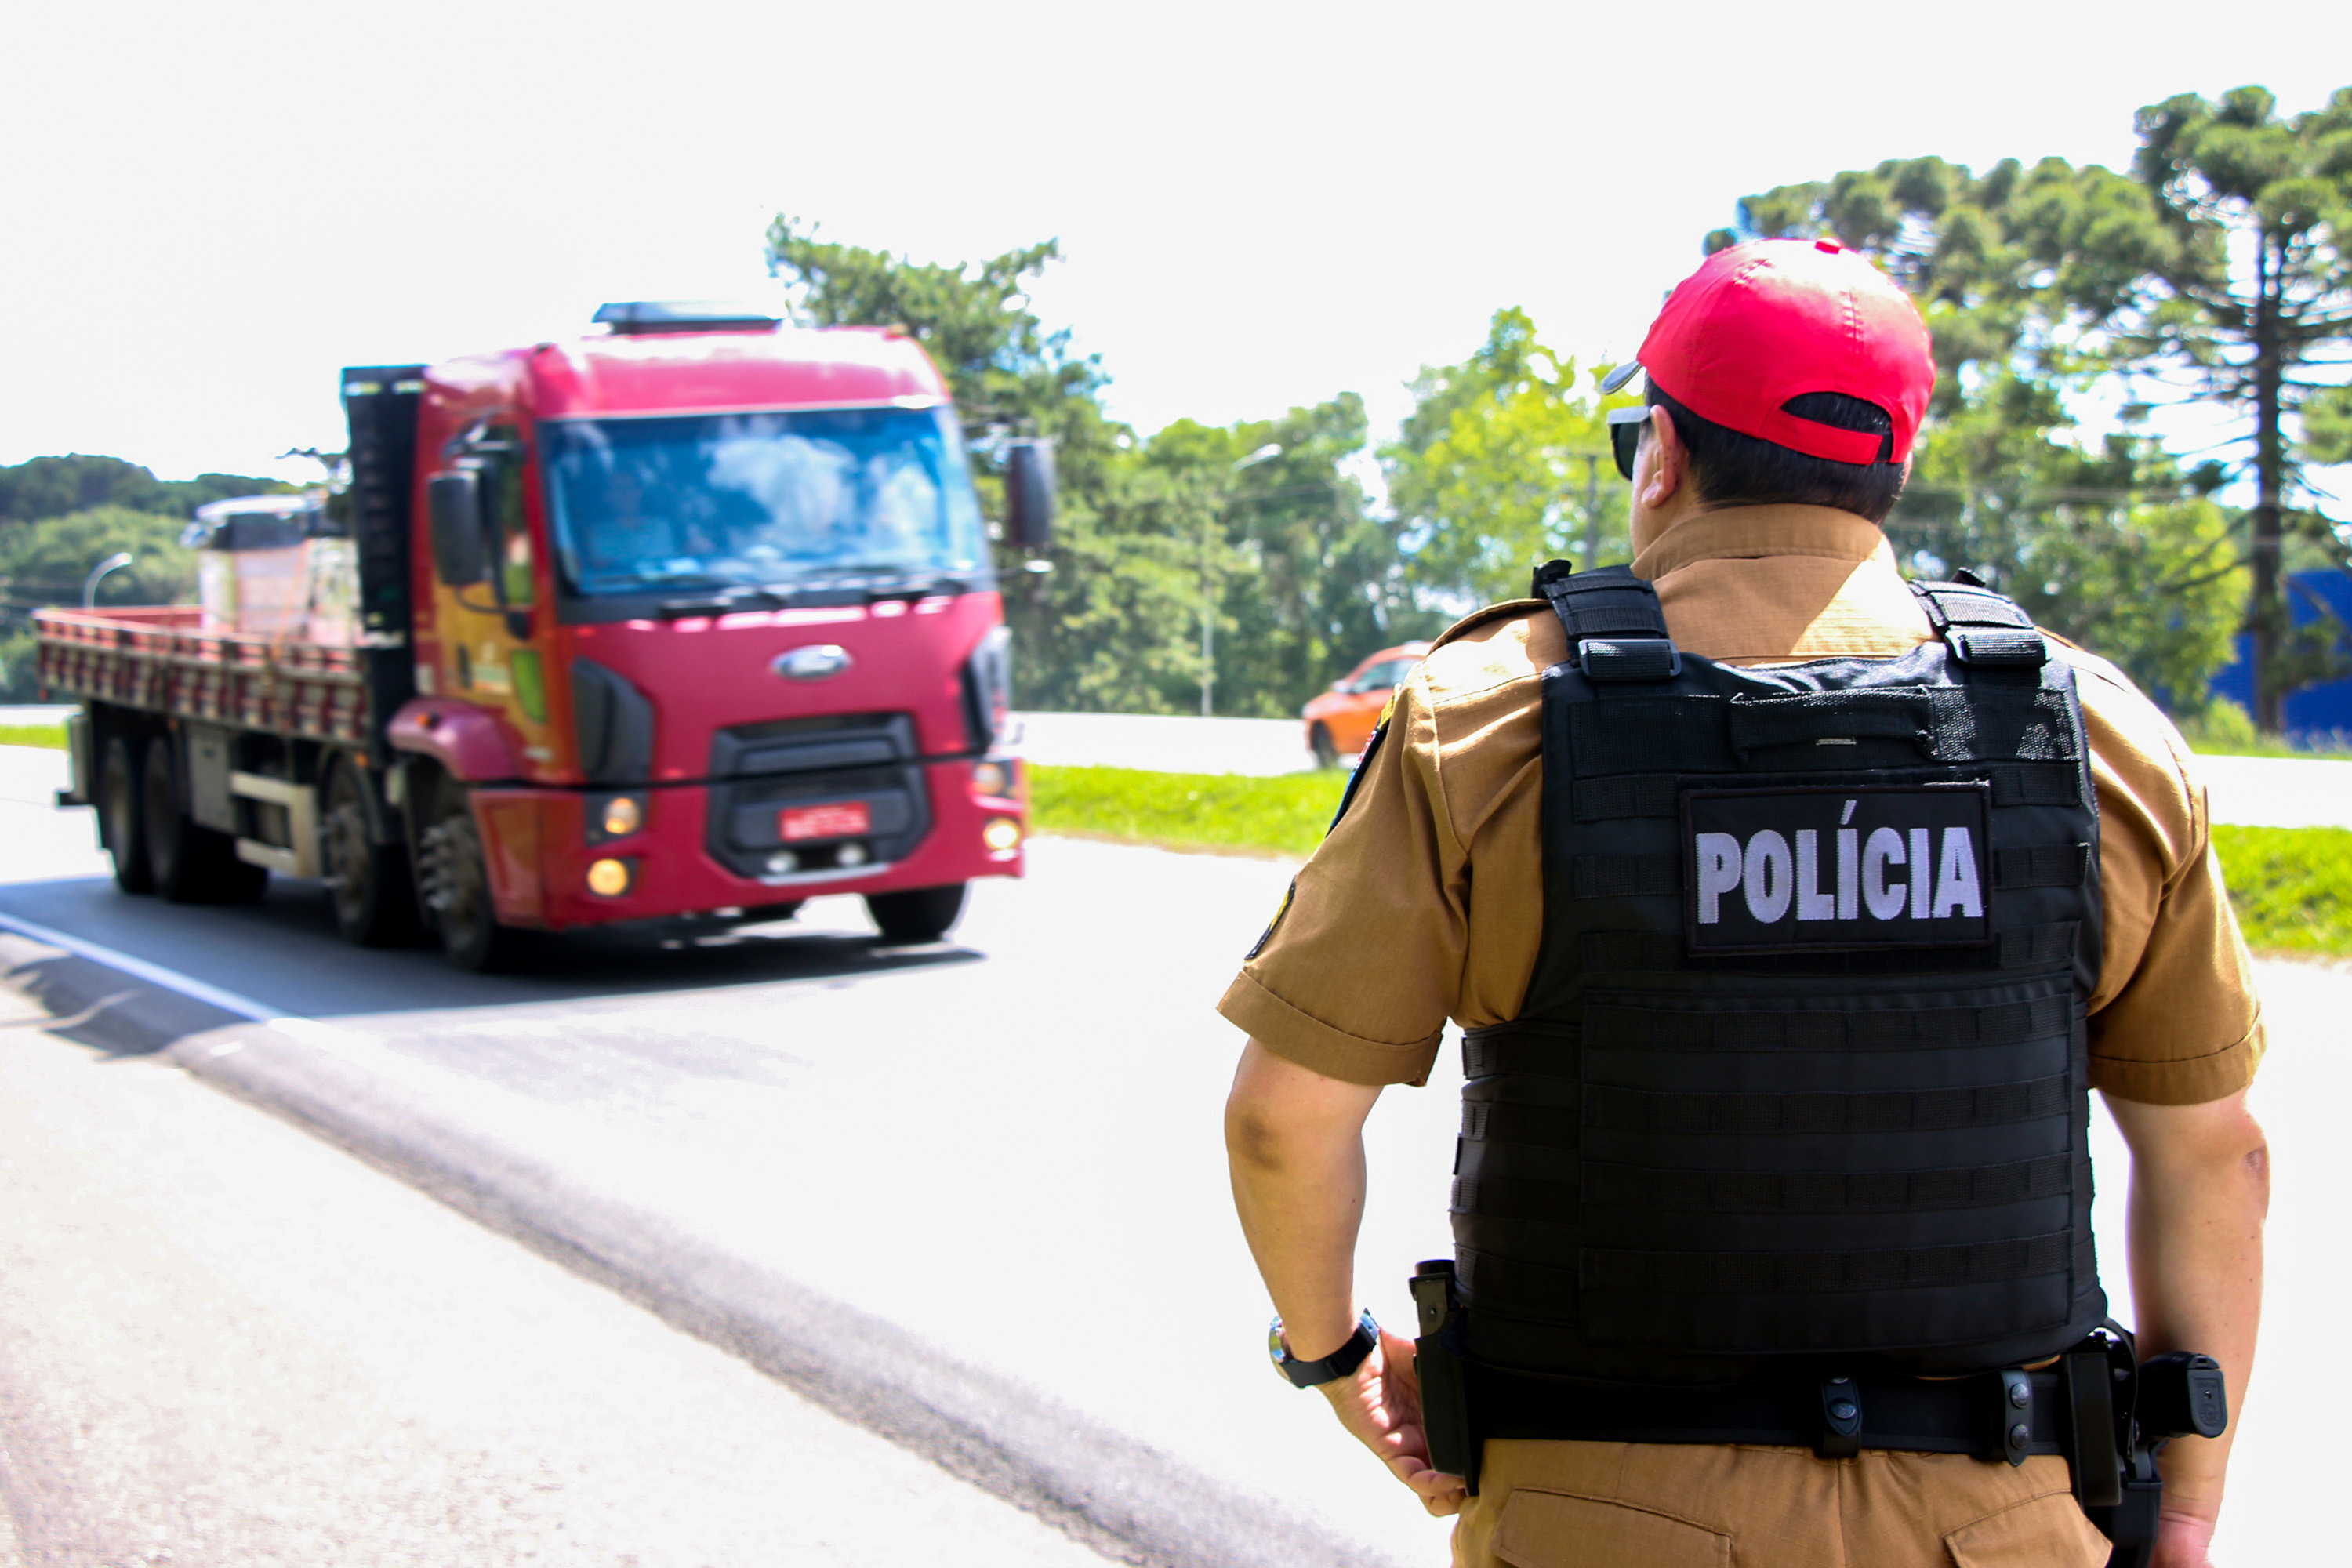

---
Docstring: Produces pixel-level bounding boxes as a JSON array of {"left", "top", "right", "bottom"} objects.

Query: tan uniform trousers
[{"left": 1450, "top": 1440, "right": 2112, "bottom": 1567}]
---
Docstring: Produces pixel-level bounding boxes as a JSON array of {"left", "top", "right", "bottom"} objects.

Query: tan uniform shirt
[{"left": 1219, "top": 504, "right": 2265, "bottom": 1105}]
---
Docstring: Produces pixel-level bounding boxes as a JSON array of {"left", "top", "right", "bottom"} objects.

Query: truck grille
[{"left": 703, "top": 713, "right": 929, "bottom": 879}]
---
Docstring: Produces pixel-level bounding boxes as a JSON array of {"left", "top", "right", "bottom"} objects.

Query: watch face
[{"left": 1268, "top": 1319, "right": 1289, "bottom": 1374}]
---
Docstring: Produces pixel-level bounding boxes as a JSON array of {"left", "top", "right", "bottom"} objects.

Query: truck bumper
[{"left": 470, "top": 757, "right": 1025, "bottom": 931}]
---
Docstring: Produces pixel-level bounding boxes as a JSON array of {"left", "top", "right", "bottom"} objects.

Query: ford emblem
[{"left": 774, "top": 644, "right": 853, "bottom": 681}]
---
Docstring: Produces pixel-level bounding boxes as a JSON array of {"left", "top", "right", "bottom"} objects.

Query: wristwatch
[{"left": 1269, "top": 1310, "right": 1379, "bottom": 1388}]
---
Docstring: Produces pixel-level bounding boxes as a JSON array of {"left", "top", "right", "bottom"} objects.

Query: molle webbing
[
  {"left": 1576, "top": 922, "right": 2080, "bottom": 975},
  {"left": 1563, "top": 688, "right": 2080, "bottom": 775},
  {"left": 1456, "top": 1153, "right": 2078, "bottom": 1224},
  {"left": 1574, "top": 763, "right": 2082, "bottom": 821},
  {"left": 1451, "top": 565, "right": 2106, "bottom": 1384}
]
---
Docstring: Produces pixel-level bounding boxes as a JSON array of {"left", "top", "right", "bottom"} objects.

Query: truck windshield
[{"left": 539, "top": 406, "right": 986, "bottom": 597}]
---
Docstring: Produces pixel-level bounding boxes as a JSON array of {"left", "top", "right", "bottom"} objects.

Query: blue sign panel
[{"left": 2207, "top": 569, "right": 2352, "bottom": 742}]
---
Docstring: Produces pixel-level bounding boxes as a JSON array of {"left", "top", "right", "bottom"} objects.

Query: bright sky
[{"left": 4, "top": 2, "right": 2345, "bottom": 486}]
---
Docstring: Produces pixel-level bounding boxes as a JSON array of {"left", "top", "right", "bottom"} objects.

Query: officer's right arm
[
  {"left": 1225, "top": 1039, "right": 1467, "bottom": 1515},
  {"left": 2103, "top": 1089, "right": 2267, "bottom": 1568},
  {"left": 1218, "top": 656, "right": 1491, "bottom": 1515},
  {"left": 2075, "top": 675, "right": 2270, "bottom": 1568}
]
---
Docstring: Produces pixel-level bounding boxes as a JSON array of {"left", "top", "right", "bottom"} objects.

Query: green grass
[
  {"left": 1030, "top": 764, "right": 1348, "bottom": 858},
  {"left": 1029, "top": 766, "right": 2352, "bottom": 960},
  {"left": 2178, "top": 700, "right": 2352, "bottom": 760},
  {"left": 2212, "top": 825, "right": 2352, "bottom": 958},
  {"left": 2190, "top": 736, "right": 2352, "bottom": 760},
  {"left": 0, "top": 724, "right": 66, "bottom": 750}
]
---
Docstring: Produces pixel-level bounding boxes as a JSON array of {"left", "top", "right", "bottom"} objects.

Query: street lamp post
[
  {"left": 1203, "top": 444, "right": 1282, "bottom": 718},
  {"left": 82, "top": 551, "right": 134, "bottom": 608}
]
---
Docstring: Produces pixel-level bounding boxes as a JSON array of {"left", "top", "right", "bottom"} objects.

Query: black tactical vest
[{"left": 1453, "top": 564, "right": 2106, "bottom": 1386}]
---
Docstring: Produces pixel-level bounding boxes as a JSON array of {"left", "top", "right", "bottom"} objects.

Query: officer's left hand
[{"left": 1316, "top": 1326, "right": 1469, "bottom": 1516}]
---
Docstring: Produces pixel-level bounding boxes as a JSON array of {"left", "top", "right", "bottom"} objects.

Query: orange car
[{"left": 1302, "top": 641, "right": 1433, "bottom": 768}]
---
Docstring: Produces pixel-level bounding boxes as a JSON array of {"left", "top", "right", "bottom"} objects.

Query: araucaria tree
[
  {"left": 1712, "top": 85, "right": 2352, "bottom": 727},
  {"left": 2128, "top": 88, "right": 2352, "bottom": 728}
]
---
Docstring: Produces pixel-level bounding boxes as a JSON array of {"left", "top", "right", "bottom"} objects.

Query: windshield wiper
[
  {"left": 654, "top": 584, "right": 786, "bottom": 617},
  {"left": 764, "top": 568, "right": 972, "bottom": 604}
]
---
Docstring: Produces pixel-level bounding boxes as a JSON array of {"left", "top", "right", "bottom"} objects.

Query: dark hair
[{"left": 1645, "top": 385, "right": 1907, "bottom": 524}]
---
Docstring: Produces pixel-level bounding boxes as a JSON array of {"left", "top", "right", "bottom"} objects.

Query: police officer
[{"left": 1222, "top": 239, "right": 2267, "bottom": 1567}]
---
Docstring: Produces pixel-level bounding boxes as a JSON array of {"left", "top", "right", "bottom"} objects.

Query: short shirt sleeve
[
  {"left": 1216, "top": 670, "right": 1467, "bottom": 1087},
  {"left": 2075, "top": 657, "right": 2266, "bottom": 1105}
]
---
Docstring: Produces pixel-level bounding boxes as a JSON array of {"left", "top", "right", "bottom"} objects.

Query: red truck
[{"left": 38, "top": 301, "right": 1051, "bottom": 970}]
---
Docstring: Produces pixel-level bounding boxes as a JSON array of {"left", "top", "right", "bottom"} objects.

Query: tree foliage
[
  {"left": 0, "top": 506, "right": 201, "bottom": 701},
  {"left": 0, "top": 454, "right": 282, "bottom": 526},
  {"left": 0, "top": 506, "right": 199, "bottom": 608},
  {"left": 1713, "top": 85, "right": 2352, "bottom": 721},
  {"left": 764, "top": 220, "right": 1431, "bottom": 715},
  {"left": 1385, "top": 309, "right": 1636, "bottom": 608}
]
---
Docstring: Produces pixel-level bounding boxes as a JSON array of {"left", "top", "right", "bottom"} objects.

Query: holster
[
  {"left": 1409, "top": 1259, "right": 1481, "bottom": 1494},
  {"left": 2085, "top": 1348, "right": 2230, "bottom": 1568}
]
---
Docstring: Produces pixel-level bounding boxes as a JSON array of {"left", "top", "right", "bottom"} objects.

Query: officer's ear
[{"left": 1637, "top": 404, "right": 1691, "bottom": 511}]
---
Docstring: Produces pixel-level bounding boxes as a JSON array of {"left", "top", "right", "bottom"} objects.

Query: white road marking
[{"left": 0, "top": 909, "right": 282, "bottom": 1018}]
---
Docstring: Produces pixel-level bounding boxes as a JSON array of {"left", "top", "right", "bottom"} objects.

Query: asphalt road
[
  {"left": 0, "top": 742, "right": 2338, "bottom": 1563},
  {"left": 0, "top": 973, "right": 1107, "bottom": 1568}
]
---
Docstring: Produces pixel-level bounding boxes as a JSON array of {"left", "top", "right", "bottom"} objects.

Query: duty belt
[{"left": 1465, "top": 1359, "right": 2071, "bottom": 1461}]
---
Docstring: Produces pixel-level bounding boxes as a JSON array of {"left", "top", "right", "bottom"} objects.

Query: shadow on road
[{"left": 0, "top": 873, "right": 982, "bottom": 1029}]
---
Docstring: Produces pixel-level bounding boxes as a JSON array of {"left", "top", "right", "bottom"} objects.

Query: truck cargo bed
[{"left": 35, "top": 606, "right": 374, "bottom": 743}]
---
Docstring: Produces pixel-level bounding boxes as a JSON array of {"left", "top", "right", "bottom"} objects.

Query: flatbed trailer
[{"left": 37, "top": 605, "right": 374, "bottom": 880}]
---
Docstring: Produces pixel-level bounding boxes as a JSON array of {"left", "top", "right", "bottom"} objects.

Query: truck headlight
[
  {"left": 982, "top": 816, "right": 1022, "bottom": 854},
  {"left": 971, "top": 759, "right": 1014, "bottom": 798},
  {"left": 586, "top": 857, "right": 634, "bottom": 897},
  {"left": 588, "top": 793, "right": 646, "bottom": 842}
]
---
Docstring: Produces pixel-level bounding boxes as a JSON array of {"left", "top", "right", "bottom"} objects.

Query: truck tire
[
  {"left": 417, "top": 780, "right": 531, "bottom": 973},
  {"left": 143, "top": 741, "right": 266, "bottom": 903},
  {"left": 100, "top": 735, "right": 155, "bottom": 894},
  {"left": 1309, "top": 722, "right": 1340, "bottom": 770},
  {"left": 322, "top": 760, "right": 420, "bottom": 947},
  {"left": 864, "top": 883, "right": 967, "bottom": 945}
]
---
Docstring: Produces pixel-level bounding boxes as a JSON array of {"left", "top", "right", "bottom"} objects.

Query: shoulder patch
[
  {"left": 1327, "top": 719, "right": 1388, "bottom": 835},
  {"left": 1247, "top": 880, "right": 1295, "bottom": 960},
  {"left": 1428, "top": 597, "right": 1546, "bottom": 654}
]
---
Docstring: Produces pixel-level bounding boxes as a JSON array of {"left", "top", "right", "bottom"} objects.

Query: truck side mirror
[
  {"left": 427, "top": 471, "right": 488, "bottom": 586},
  {"left": 1003, "top": 440, "right": 1057, "bottom": 550}
]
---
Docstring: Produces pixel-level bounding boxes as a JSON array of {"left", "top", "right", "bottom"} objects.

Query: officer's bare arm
[
  {"left": 2105, "top": 1087, "right": 2268, "bottom": 1561},
  {"left": 1226, "top": 1039, "right": 1468, "bottom": 1514},
  {"left": 1225, "top": 1038, "right": 1380, "bottom": 1362}
]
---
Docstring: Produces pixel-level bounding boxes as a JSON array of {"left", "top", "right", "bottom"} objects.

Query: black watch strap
[{"left": 1269, "top": 1311, "right": 1379, "bottom": 1388}]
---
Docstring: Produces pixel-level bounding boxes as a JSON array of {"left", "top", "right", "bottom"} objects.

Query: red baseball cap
[{"left": 1600, "top": 238, "right": 1934, "bottom": 465}]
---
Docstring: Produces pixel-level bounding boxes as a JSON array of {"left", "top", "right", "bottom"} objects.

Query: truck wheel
[
  {"left": 322, "top": 760, "right": 419, "bottom": 947},
  {"left": 417, "top": 782, "right": 531, "bottom": 973},
  {"left": 864, "top": 883, "right": 967, "bottom": 944},
  {"left": 143, "top": 741, "right": 265, "bottom": 903},
  {"left": 1309, "top": 723, "right": 1340, "bottom": 770},
  {"left": 100, "top": 735, "right": 155, "bottom": 894}
]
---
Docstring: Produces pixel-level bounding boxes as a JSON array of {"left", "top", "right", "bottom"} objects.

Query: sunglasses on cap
[{"left": 1607, "top": 406, "right": 1650, "bottom": 481}]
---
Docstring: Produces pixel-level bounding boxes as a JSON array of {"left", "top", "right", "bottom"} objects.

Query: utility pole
[
  {"left": 1200, "top": 502, "right": 1215, "bottom": 717},
  {"left": 1581, "top": 454, "right": 1602, "bottom": 569},
  {"left": 1203, "top": 443, "right": 1282, "bottom": 718}
]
